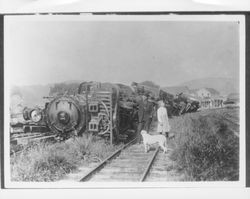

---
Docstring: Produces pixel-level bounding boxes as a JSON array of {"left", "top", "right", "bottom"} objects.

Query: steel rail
[
  {"left": 30, "top": 134, "right": 57, "bottom": 141},
  {"left": 10, "top": 134, "right": 57, "bottom": 156},
  {"left": 140, "top": 147, "right": 159, "bottom": 182},
  {"left": 80, "top": 138, "right": 137, "bottom": 182}
]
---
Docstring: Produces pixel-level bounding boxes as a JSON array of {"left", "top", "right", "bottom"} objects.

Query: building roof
[
  {"left": 191, "top": 87, "right": 220, "bottom": 96},
  {"left": 204, "top": 87, "right": 220, "bottom": 96}
]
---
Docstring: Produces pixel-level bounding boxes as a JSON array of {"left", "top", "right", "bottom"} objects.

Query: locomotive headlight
[{"left": 30, "top": 109, "right": 42, "bottom": 123}]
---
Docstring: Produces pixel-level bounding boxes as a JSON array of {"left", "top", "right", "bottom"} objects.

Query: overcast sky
[{"left": 5, "top": 17, "right": 240, "bottom": 87}]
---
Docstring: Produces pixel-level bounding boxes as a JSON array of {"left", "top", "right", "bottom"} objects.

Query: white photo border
[{"left": 3, "top": 14, "right": 246, "bottom": 188}]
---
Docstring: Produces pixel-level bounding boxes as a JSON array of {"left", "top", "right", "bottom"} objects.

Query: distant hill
[
  {"left": 139, "top": 81, "right": 160, "bottom": 89},
  {"left": 49, "top": 82, "right": 80, "bottom": 96},
  {"left": 161, "top": 86, "right": 190, "bottom": 96},
  {"left": 179, "top": 77, "right": 239, "bottom": 96}
]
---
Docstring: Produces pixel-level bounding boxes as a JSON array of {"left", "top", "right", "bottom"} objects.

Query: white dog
[{"left": 141, "top": 130, "right": 167, "bottom": 153}]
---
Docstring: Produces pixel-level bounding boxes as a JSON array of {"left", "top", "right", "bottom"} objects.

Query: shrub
[
  {"left": 11, "top": 134, "right": 120, "bottom": 181},
  {"left": 170, "top": 110, "right": 239, "bottom": 181}
]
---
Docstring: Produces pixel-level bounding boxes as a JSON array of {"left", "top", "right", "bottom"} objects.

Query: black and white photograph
[{"left": 3, "top": 14, "right": 245, "bottom": 188}]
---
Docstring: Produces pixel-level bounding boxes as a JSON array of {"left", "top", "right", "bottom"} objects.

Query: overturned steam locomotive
[
  {"left": 23, "top": 82, "right": 138, "bottom": 143},
  {"left": 22, "top": 81, "right": 200, "bottom": 143}
]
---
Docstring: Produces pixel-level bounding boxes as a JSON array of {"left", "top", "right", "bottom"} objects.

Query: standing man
[
  {"left": 136, "top": 93, "right": 155, "bottom": 143},
  {"left": 144, "top": 94, "right": 156, "bottom": 132}
]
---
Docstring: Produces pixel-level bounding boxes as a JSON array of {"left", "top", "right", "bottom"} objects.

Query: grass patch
[
  {"left": 170, "top": 108, "right": 239, "bottom": 181},
  {"left": 11, "top": 134, "right": 121, "bottom": 181}
]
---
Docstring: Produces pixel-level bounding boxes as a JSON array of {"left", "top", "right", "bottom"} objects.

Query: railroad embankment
[{"left": 169, "top": 107, "right": 239, "bottom": 181}]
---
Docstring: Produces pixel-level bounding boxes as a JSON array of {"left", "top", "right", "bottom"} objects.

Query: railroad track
[
  {"left": 10, "top": 132, "right": 57, "bottom": 156},
  {"left": 60, "top": 138, "right": 179, "bottom": 182},
  {"left": 11, "top": 132, "right": 56, "bottom": 144}
]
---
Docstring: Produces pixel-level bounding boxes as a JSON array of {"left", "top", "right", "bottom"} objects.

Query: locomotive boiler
[{"left": 23, "top": 82, "right": 138, "bottom": 143}]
